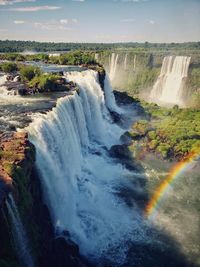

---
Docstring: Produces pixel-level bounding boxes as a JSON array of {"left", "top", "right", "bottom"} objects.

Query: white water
[
  {"left": 109, "top": 53, "right": 119, "bottom": 81},
  {"left": 103, "top": 73, "right": 123, "bottom": 113},
  {"left": 6, "top": 194, "right": 34, "bottom": 267},
  {"left": 0, "top": 74, "right": 8, "bottom": 96},
  {"left": 124, "top": 54, "right": 128, "bottom": 70},
  {"left": 94, "top": 53, "right": 99, "bottom": 62},
  {"left": 28, "top": 70, "right": 152, "bottom": 265},
  {"left": 133, "top": 55, "right": 137, "bottom": 71},
  {"left": 150, "top": 56, "right": 191, "bottom": 106}
]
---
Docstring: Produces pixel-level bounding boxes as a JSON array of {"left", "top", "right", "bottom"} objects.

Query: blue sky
[{"left": 0, "top": 0, "right": 199, "bottom": 43}]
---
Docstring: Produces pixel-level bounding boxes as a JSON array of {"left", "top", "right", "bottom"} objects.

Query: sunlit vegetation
[
  {"left": 0, "top": 51, "right": 96, "bottom": 66},
  {"left": 0, "top": 62, "right": 18, "bottom": 73},
  {"left": 130, "top": 102, "right": 200, "bottom": 159},
  {"left": 28, "top": 73, "right": 66, "bottom": 92},
  {"left": 20, "top": 65, "right": 41, "bottom": 81}
]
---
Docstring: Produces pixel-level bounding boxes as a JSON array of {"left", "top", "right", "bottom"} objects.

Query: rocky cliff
[{"left": 0, "top": 130, "right": 89, "bottom": 267}]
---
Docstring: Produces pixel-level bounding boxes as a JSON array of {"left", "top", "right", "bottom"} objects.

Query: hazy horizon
[{"left": 0, "top": 0, "right": 200, "bottom": 43}]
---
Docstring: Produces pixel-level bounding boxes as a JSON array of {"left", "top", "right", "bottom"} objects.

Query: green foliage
[
  {"left": 132, "top": 120, "right": 150, "bottom": 136},
  {"left": 20, "top": 65, "right": 41, "bottom": 81},
  {"left": 189, "top": 68, "right": 200, "bottom": 89},
  {"left": 56, "top": 51, "right": 96, "bottom": 65},
  {"left": 189, "top": 92, "right": 200, "bottom": 109},
  {"left": 0, "top": 40, "right": 200, "bottom": 53},
  {"left": 2, "top": 162, "right": 15, "bottom": 176},
  {"left": 13, "top": 165, "right": 33, "bottom": 215},
  {"left": 0, "top": 62, "right": 18, "bottom": 73},
  {"left": 130, "top": 102, "right": 200, "bottom": 159},
  {"left": 28, "top": 73, "right": 64, "bottom": 92}
]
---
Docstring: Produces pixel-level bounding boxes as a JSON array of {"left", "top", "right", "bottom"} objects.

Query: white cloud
[
  {"left": 120, "top": 18, "right": 135, "bottom": 22},
  {"left": 14, "top": 20, "right": 25, "bottom": 24},
  {"left": 72, "top": 0, "right": 85, "bottom": 2},
  {"left": 34, "top": 20, "right": 74, "bottom": 31},
  {"left": 120, "top": 0, "right": 149, "bottom": 2},
  {"left": 60, "top": 18, "right": 78, "bottom": 24},
  {"left": 149, "top": 20, "right": 155, "bottom": 24},
  {"left": 4, "top": 5, "right": 61, "bottom": 11},
  {"left": 60, "top": 19, "right": 68, "bottom": 24},
  {"left": 72, "top": 18, "right": 78, "bottom": 23},
  {"left": 0, "top": 0, "right": 35, "bottom": 5},
  {"left": 33, "top": 18, "right": 78, "bottom": 31}
]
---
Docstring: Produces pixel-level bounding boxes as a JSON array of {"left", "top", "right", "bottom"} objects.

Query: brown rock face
[{"left": 0, "top": 131, "right": 35, "bottom": 206}]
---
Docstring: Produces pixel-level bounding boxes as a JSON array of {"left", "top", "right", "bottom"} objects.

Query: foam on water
[{"left": 28, "top": 70, "right": 153, "bottom": 264}]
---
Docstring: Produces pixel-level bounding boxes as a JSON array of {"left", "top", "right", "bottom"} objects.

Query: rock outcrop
[{"left": 0, "top": 131, "right": 88, "bottom": 267}]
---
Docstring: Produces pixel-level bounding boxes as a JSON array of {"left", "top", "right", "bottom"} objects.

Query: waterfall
[
  {"left": 28, "top": 70, "right": 149, "bottom": 265},
  {"left": 133, "top": 55, "right": 137, "bottom": 70},
  {"left": 109, "top": 53, "right": 119, "bottom": 81},
  {"left": 150, "top": 56, "right": 191, "bottom": 106},
  {"left": 124, "top": 54, "right": 128, "bottom": 70},
  {"left": 0, "top": 75, "right": 8, "bottom": 96},
  {"left": 94, "top": 53, "right": 99, "bottom": 62},
  {"left": 6, "top": 194, "right": 34, "bottom": 267},
  {"left": 103, "top": 73, "right": 122, "bottom": 113}
]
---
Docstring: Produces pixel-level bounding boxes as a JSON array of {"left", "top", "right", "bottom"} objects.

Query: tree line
[{"left": 0, "top": 40, "right": 200, "bottom": 53}]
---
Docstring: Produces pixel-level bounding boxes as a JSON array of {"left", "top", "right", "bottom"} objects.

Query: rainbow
[{"left": 145, "top": 152, "right": 199, "bottom": 219}]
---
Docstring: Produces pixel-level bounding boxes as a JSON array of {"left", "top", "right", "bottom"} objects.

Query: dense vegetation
[
  {"left": 0, "top": 51, "right": 96, "bottom": 65},
  {"left": 0, "top": 40, "right": 200, "bottom": 53},
  {"left": 0, "top": 62, "right": 18, "bottom": 73},
  {"left": 129, "top": 102, "right": 200, "bottom": 159},
  {"left": 0, "top": 63, "right": 74, "bottom": 93}
]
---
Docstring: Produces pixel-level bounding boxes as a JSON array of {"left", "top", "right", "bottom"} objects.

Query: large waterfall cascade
[
  {"left": 6, "top": 194, "right": 34, "bottom": 267},
  {"left": 150, "top": 56, "right": 191, "bottom": 106},
  {"left": 109, "top": 53, "right": 119, "bottom": 81},
  {"left": 28, "top": 69, "right": 152, "bottom": 264}
]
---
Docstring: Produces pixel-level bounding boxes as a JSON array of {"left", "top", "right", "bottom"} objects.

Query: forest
[{"left": 0, "top": 40, "right": 200, "bottom": 53}]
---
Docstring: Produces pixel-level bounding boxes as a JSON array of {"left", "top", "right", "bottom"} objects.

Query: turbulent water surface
[{"left": 27, "top": 69, "right": 199, "bottom": 267}]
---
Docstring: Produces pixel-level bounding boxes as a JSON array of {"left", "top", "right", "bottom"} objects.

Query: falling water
[
  {"left": 0, "top": 74, "right": 8, "bottom": 96},
  {"left": 150, "top": 56, "right": 191, "bottom": 106},
  {"left": 94, "top": 53, "right": 99, "bottom": 62},
  {"left": 109, "top": 53, "right": 119, "bottom": 81},
  {"left": 124, "top": 54, "right": 128, "bottom": 70},
  {"left": 103, "top": 73, "right": 122, "bottom": 113},
  {"left": 6, "top": 194, "right": 34, "bottom": 267},
  {"left": 28, "top": 70, "right": 152, "bottom": 265},
  {"left": 133, "top": 55, "right": 137, "bottom": 71}
]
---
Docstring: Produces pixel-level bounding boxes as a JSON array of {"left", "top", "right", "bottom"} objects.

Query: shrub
[
  {"left": 1, "top": 62, "right": 18, "bottom": 73},
  {"left": 29, "top": 73, "right": 61, "bottom": 92},
  {"left": 20, "top": 65, "right": 41, "bottom": 81}
]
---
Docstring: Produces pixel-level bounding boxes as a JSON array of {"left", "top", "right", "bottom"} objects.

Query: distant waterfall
[
  {"left": 109, "top": 53, "right": 119, "bottom": 81},
  {"left": 28, "top": 70, "right": 149, "bottom": 265},
  {"left": 124, "top": 54, "right": 128, "bottom": 70},
  {"left": 6, "top": 194, "right": 34, "bottom": 267},
  {"left": 94, "top": 53, "right": 99, "bottom": 62},
  {"left": 150, "top": 56, "right": 191, "bottom": 106},
  {"left": 133, "top": 55, "right": 137, "bottom": 70},
  {"left": 0, "top": 75, "right": 8, "bottom": 96}
]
